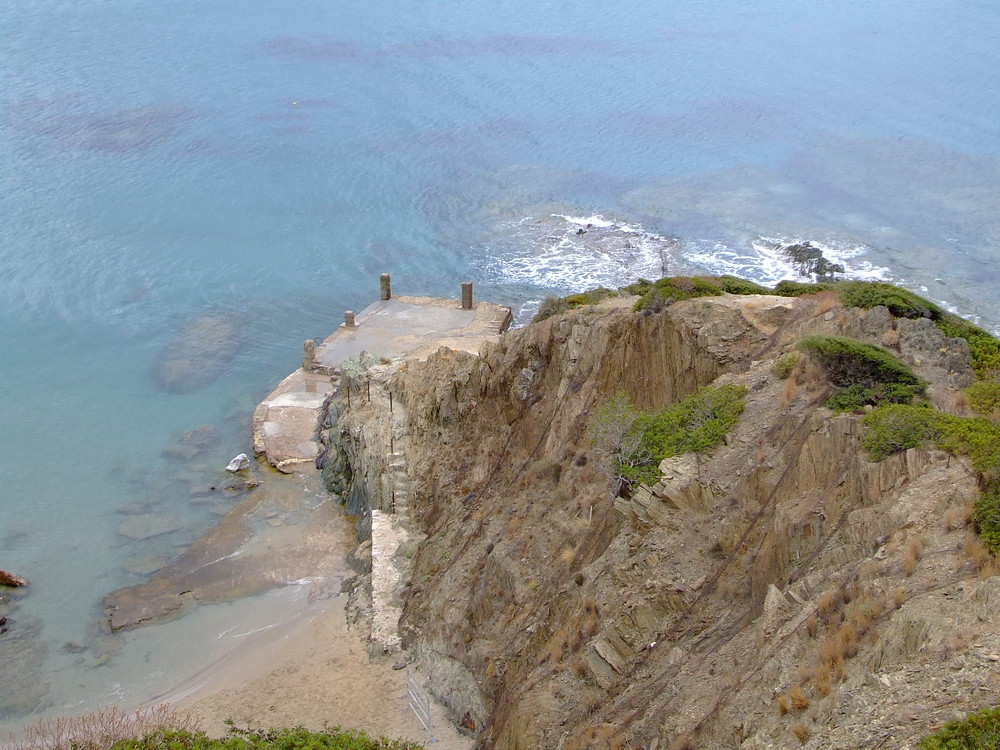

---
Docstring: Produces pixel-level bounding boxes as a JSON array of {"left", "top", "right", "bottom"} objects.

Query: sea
[{"left": 1, "top": 0, "right": 999, "bottom": 731}]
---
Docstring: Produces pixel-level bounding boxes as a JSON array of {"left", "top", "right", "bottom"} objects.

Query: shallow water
[{"left": 1, "top": 0, "right": 999, "bottom": 729}]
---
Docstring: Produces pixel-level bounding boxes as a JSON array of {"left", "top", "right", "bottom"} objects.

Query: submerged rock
[
  {"left": 0, "top": 569, "right": 27, "bottom": 588},
  {"left": 116, "top": 513, "right": 184, "bottom": 540},
  {"left": 153, "top": 314, "right": 243, "bottom": 393}
]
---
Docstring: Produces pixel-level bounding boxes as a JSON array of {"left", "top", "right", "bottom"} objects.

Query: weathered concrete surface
[
  {"left": 253, "top": 296, "right": 511, "bottom": 473},
  {"left": 252, "top": 369, "right": 335, "bottom": 473},
  {"left": 315, "top": 296, "right": 513, "bottom": 370}
]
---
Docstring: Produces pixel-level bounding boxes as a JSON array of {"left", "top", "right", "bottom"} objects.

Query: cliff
[{"left": 325, "top": 288, "right": 1000, "bottom": 749}]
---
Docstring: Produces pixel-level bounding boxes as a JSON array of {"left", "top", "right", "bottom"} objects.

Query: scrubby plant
[
  {"left": 618, "top": 385, "right": 747, "bottom": 487},
  {"left": 632, "top": 276, "right": 724, "bottom": 312},
  {"left": 773, "top": 352, "right": 801, "bottom": 380},
  {"left": 966, "top": 380, "right": 1000, "bottom": 417},
  {"left": 717, "top": 276, "right": 773, "bottom": 295},
  {"left": 533, "top": 295, "right": 569, "bottom": 323},
  {"left": 938, "top": 316, "right": 1000, "bottom": 377},
  {"left": 861, "top": 404, "right": 942, "bottom": 460},
  {"left": 918, "top": 703, "right": 1000, "bottom": 749},
  {"left": 837, "top": 281, "right": 943, "bottom": 320},
  {"left": 532, "top": 288, "right": 620, "bottom": 323},
  {"left": 797, "top": 335, "right": 926, "bottom": 411},
  {"left": 772, "top": 280, "right": 837, "bottom": 297}
]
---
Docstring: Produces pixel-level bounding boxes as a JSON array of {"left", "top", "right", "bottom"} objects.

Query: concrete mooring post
[
  {"left": 344, "top": 310, "right": 356, "bottom": 327},
  {"left": 380, "top": 273, "right": 391, "bottom": 301},
  {"left": 302, "top": 339, "right": 316, "bottom": 371},
  {"left": 461, "top": 281, "right": 473, "bottom": 310}
]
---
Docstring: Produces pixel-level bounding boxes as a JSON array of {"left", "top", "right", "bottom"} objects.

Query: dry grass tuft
[
  {"left": 6, "top": 705, "right": 200, "bottom": 750},
  {"left": 791, "top": 722, "right": 811, "bottom": 744},
  {"left": 788, "top": 684, "right": 810, "bottom": 711},
  {"left": 903, "top": 536, "right": 924, "bottom": 576},
  {"left": 813, "top": 663, "right": 833, "bottom": 696},
  {"left": 965, "top": 531, "right": 995, "bottom": 574},
  {"left": 892, "top": 587, "right": 909, "bottom": 609},
  {"left": 881, "top": 327, "right": 901, "bottom": 350},
  {"left": 780, "top": 376, "right": 799, "bottom": 408},
  {"left": 560, "top": 544, "right": 577, "bottom": 566},
  {"left": 812, "top": 290, "right": 840, "bottom": 315},
  {"left": 805, "top": 614, "right": 819, "bottom": 638}
]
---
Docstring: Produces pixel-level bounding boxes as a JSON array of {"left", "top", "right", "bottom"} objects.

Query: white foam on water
[{"left": 482, "top": 213, "right": 676, "bottom": 292}]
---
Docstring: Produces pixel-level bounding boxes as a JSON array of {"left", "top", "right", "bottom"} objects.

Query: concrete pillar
[
  {"left": 302, "top": 339, "right": 316, "bottom": 371},
  {"left": 380, "top": 273, "right": 391, "bottom": 301},
  {"left": 344, "top": 310, "right": 356, "bottom": 327},
  {"left": 461, "top": 281, "right": 473, "bottom": 310}
]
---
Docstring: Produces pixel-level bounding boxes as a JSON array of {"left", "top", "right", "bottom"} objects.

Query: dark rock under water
[{"left": 153, "top": 314, "right": 243, "bottom": 394}]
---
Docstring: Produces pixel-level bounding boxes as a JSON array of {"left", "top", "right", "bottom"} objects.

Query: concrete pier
[{"left": 252, "top": 281, "right": 512, "bottom": 473}]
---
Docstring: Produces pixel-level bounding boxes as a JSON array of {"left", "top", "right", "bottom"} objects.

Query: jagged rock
[
  {"left": 225, "top": 453, "right": 250, "bottom": 472},
  {"left": 0, "top": 569, "right": 27, "bottom": 587}
]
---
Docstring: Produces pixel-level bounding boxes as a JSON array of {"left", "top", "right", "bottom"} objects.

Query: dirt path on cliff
[{"left": 174, "top": 599, "right": 471, "bottom": 749}]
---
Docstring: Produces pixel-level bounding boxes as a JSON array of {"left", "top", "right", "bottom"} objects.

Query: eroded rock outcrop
[{"left": 321, "top": 288, "right": 1000, "bottom": 748}]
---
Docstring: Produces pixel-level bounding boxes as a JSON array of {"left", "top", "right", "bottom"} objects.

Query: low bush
[
  {"left": 937, "top": 316, "right": 1000, "bottom": 377},
  {"left": 532, "top": 288, "right": 620, "bottom": 323},
  {"left": 717, "top": 276, "right": 773, "bottom": 295},
  {"left": 918, "top": 703, "right": 1000, "bottom": 749},
  {"left": 773, "top": 352, "right": 801, "bottom": 379},
  {"left": 797, "top": 335, "right": 926, "bottom": 410},
  {"left": 966, "top": 380, "right": 1000, "bottom": 417},
  {"left": 861, "top": 405, "right": 942, "bottom": 461},
  {"left": 632, "top": 276, "right": 724, "bottom": 312},
  {"left": 772, "top": 280, "right": 836, "bottom": 297},
  {"left": 837, "top": 281, "right": 943, "bottom": 320},
  {"left": 107, "top": 725, "right": 423, "bottom": 750},
  {"left": 617, "top": 384, "right": 747, "bottom": 486}
]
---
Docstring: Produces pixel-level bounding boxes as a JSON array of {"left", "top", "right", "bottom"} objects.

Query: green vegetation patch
[
  {"left": 532, "top": 287, "right": 619, "bottom": 323},
  {"left": 772, "top": 280, "right": 837, "bottom": 297},
  {"left": 797, "top": 335, "right": 926, "bottom": 411},
  {"left": 837, "top": 280, "right": 944, "bottom": 320},
  {"left": 834, "top": 280, "right": 1000, "bottom": 377},
  {"left": 863, "top": 404, "right": 1000, "bottom": 553},
  {"left": 632, "top": 276, "right": 724, "bottom": 312},
  {"left": 937, "top": 316, "right": 1000, "bottom": 377},
  {"left": 618, "top": 385, "right": 747, "bottom": 487},
  {"left": 772, "top": 352, "right": 801, "bottom": 380},
  {"left": 918, "top": 704, "right": 1000, "bottom": 749},
  {"left": 108, "top": 725, "right": 423, "bottom": 750},
  {"left": 966, "top": 380, "right": 1000, "bottom": 416}
]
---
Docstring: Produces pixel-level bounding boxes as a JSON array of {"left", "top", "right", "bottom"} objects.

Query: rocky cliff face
[{"left": 330, "top": 292, "right": 997, "bottom": 749}]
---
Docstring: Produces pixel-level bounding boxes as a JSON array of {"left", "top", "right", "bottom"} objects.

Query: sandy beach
[{"left": 172, "top": 597, "right": 471, "bottom": 749}]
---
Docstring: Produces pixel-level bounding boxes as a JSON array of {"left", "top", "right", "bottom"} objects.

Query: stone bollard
[
  {"left": 461, "top": 281, "right": 473, "bottom": 310},
  {"left": 380, "top": 273, "right": 391, "bottom": 301},
  {"left": 303, "top": 339, "right": 316, "bottom": 371},
  {"left": 344, "top": 310, "right": 356, "bottom": 327}
]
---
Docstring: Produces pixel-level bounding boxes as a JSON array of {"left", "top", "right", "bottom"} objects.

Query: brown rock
[{"left": 0, "top": 569, "right": 27, "bottom": 587}]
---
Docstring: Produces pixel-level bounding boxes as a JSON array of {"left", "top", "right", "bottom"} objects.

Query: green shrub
[
  {"left": 618, "top": 384, "right": 747, "bottom": 486},
  {"left": 837, "top": 281, "right": 943, "bottom": 320},
  {"left": 861, "top": 404, "right": 943, "bottom": 461},
  {"left": 107, "top": 725, "right": 424, "bottom": 750},
  {"left": 966, "top": 380, "right": 1000, "bottom": 416},
  {"left": 532, "top": 295, "right": 568, "bottom": 323},
  {"left": 937, "top": 315, "right": 1000, "bottom": 377},
  {"left": 797, "top": 335, "right": 926, "bottom": 410},
  {"left": 717, "top": 276, "right": 773, "bottom": 295},
  {"left": 973, "top": 480, "right": 1000, "bottom": 558},
  {"left": 918, "top": 704, "right": 1000, "bottom": 749},
  {"left": 633, "top": 276, "right": 724, "bottom": 312},
  {"left": 563, "top": 287, "right": 618, "bottom": 308},
  {"left": 772, "top": 352, "right": 801, "bottom": 379},
  {"left": 772, "top": 280, "right": 836, "bottom": 297}
]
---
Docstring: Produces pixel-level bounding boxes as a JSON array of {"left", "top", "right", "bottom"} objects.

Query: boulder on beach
[
  {"left": 0, "top": 569, "right": 27, "bottom": 588},
  {"left": 154, "top": 314, "right": 243, "bottom": 393}
]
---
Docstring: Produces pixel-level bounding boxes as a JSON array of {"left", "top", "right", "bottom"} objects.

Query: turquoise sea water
[{"left": 2, "top": 0, "right": 999, "bottom": 728}]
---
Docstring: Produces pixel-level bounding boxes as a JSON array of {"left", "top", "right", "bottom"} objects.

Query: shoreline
[{"left": 169, "top": 596, "right": 471, "bottom": 749}]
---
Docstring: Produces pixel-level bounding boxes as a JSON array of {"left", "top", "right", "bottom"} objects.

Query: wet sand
[{"left": 171, "top": 598, "right": 471, "bottom": 749}]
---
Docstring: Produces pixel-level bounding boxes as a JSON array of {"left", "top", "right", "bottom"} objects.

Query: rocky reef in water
[{"left": 323, "top": 279, "right": 1000, "bottom": 748}]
